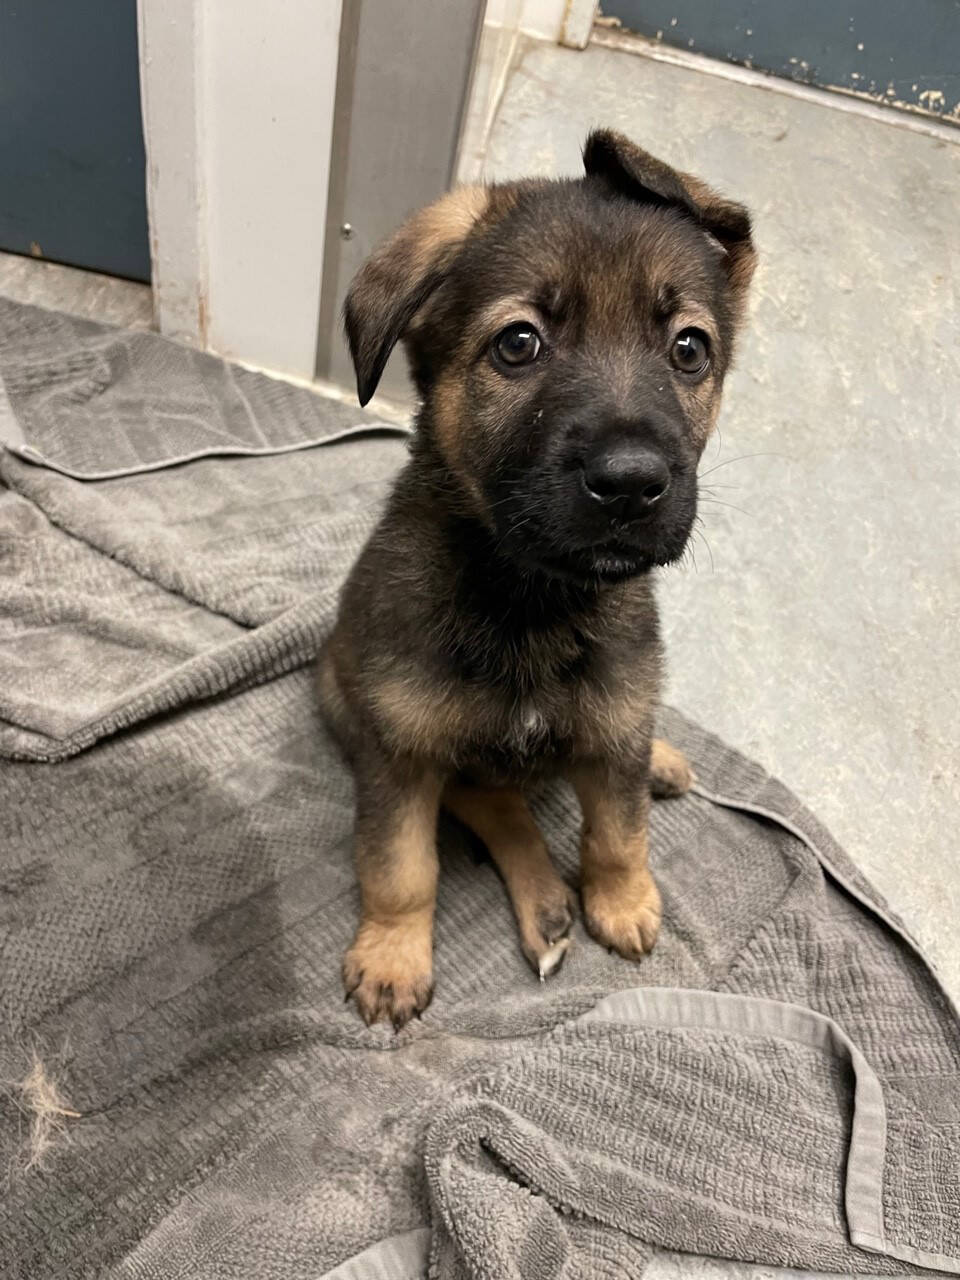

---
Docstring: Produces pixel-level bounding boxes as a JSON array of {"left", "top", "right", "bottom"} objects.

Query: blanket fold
[
  {"left": 2, "top": 299, "right": 957, "bottom": 1280},
  {"left": 0, "top": 297, "right": 408, "bottom": 761}
]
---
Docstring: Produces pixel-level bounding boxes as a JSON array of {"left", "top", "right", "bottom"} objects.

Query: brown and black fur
[{"left": 320, "top": 130, "right": 756, "bottom": 1027}]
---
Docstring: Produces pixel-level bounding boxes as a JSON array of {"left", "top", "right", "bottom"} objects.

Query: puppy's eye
[
  {"left": 670, "top": 329, "right": 710, "bottom": 375},
  {"left": 492, "top": 323, "right": 542, "bottom": 368}
]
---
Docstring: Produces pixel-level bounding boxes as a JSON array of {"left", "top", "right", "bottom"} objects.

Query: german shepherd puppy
[{"left": 320, "top": 130, "right": 755, "bottom": 1027}]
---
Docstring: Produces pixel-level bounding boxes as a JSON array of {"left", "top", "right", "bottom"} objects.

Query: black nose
[{"left": 581, "top": 443, "right": 672, "bottom": 520}]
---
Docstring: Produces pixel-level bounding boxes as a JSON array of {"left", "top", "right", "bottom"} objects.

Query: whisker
[
  {"left": 493, "top": 510, "right": 537, "bottom": 556},
  {"left": 698, "top": 496, "right": 753, "bottom": 518},
  {"left": 697, "top": 451, "right": 787, "bottom": 480},
  {"left": 693, "top": 521, "right": 716, "bottom": 574}
]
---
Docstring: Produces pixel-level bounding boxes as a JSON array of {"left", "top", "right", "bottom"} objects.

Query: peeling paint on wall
[{"left": 600, "top": 0, "right": 960, "bottom": 124}]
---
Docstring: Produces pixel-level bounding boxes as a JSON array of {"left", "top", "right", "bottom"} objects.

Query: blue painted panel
[
  {"left": 602, "top": 0, "right": 960, "bottom": 123},
  {"left": 0, "top": 0, "right": 150, "bottom": 280}
]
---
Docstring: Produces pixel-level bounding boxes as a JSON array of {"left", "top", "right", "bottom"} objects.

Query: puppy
[{"left": 320, "top": 129, "right": 755, "bottom": 1027}]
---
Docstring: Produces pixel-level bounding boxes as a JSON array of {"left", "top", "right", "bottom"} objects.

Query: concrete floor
[
  {"left": 476, "top": 36, "right": 960, "bottom": 984},
  {"left": 2, "top": 48, "right": 958, "bottom": 1275},
  {"left": 474, "top": 35, "right": 960, "bottom": 1280},
  {"left": 0, "top": 250, "right": 154, "bottom": 330}
]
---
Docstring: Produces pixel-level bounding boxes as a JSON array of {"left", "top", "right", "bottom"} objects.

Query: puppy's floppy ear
[
  {"left": 344, "top": 185, "right": 489, "bottom": 405},
  {"left": 583, "top": 129, "right": 756, "bottom": 316}
]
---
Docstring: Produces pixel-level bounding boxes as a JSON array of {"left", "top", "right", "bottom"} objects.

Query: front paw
[
  {"left": 582, "top": 870, "right": 661, "bottom": 960},
  {"left": 650, "top": 738, "right": 694, "bottom": 799},
  {"left": 515, "top": 877, "right": 576, "bottom": 981},
  {"left": 342, "top": 915, "right": 434, "bottom": 1029}
]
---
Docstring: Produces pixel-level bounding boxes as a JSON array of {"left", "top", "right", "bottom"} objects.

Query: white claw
[{"left": 538, "top": 935, "right": 570, "bottom": 981}]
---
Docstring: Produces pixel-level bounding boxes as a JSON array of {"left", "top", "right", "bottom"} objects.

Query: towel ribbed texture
[{"left": 1, "top": 298, "right": 956, "bottom": 1279}]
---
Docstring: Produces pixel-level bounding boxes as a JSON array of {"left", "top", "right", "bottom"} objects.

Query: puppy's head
[{"left": 345, "top": 130, "right": 756, "bottom": 583}]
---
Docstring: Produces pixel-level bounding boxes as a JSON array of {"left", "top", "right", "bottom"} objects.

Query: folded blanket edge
[
  {"left": 2, "top": 421, "right": 411, "bottom": 481},
  {"left": 319, "top": 1226, "right": 431, "bottom": 1280},
  {"left": 331, "top": 784, "right": 960, "bottom": 1280}
]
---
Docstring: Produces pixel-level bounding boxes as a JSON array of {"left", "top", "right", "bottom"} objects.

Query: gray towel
[
  {"left": 1, "top": 299, "right": 957, "bottom": 1279},
  {"left": 0, "top": 297, "right": 377, "bottom": 479},
  {"left": 0, "top": 298, "right": 408, "bottom": 761}
]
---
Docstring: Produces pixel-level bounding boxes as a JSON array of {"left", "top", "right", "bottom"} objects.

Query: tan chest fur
[{"left": 368, "top": 662, "right": 655, "bottom": 767}]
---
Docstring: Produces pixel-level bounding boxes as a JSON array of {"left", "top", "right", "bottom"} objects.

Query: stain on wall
[{"left": 600, "top": 0, "right": 960, "bottom": 124}]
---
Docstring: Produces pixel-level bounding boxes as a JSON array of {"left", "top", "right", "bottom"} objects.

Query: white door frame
[
  {"left": 137, "top": 0, "right": 597, "bottom": 388},
  {"left": 138, "top": 0, "right": 343, "bottom": 380}
]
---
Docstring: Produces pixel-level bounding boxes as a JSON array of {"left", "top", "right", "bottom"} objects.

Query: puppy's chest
[
  {"left": 454, "top": 621, "right": 587, "bottom": 740},
  {"left": 370, "top": 592, "right": 659, "bottom": 768},
  {"left": 451, "top": 653, "right": 649, "bottom": 770},
  {"left": 493, "top": 694, "right": 564, "bottom": 758},
  {"left": 452, "top": 688, "right": 577, "bottom": 784}
]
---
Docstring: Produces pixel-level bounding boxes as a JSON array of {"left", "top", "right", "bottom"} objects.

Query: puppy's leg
[
  {"left": 572, "top": 760, "right": 661, "bottom": 961},
  {"left": 443, "top": 784, "right": 574, "bottom": 980},
  {"left": 343, "top": 759, "right": 443, "bottom": 1028},
  {"left": 649, "top": 737, "right": 694, "bottom": 798}
]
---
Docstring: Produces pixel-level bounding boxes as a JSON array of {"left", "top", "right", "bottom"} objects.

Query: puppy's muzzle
[{"left": 580, "top": 438, "right": 672, "bottom": 523}]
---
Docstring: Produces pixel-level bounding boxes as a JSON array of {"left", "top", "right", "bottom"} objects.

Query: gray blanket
[{"left": 1, "top": 298, "right": 958, "bottom": 1280}]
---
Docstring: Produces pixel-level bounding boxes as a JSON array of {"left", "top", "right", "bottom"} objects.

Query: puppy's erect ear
[
  {"left": 344, "top": 185, "right": 489, "bottom": 405},
  {"left": 583, "top": 129, "right": 756, "bottom": 316}
]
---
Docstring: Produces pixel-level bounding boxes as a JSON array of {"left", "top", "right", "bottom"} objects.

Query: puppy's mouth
[
  {"left": 531, "top": 540, "right": 666, "bottom": 584},
  {"left": 525, "top": 496, "right": 696, "bottom": 583},
  {"left": 487, "top": 456, "right": 698, "bottom": 585}
]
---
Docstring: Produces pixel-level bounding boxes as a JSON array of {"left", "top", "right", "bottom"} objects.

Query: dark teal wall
[
  {"left": 0, "top": 0, "right": 150, "bottom": 280},
  {"left": 602, "top": 0, "right": 960, "bottom": 123}
]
